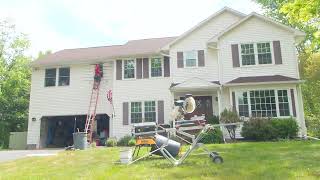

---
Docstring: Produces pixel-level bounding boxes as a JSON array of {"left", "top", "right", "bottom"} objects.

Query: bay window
[{"left": 237, "top": 89, "right": 290, "bottom": 117}]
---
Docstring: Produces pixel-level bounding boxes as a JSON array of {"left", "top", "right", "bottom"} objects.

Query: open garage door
[{"left": 40, "top": 114, "right": 109, "bottom": 148}]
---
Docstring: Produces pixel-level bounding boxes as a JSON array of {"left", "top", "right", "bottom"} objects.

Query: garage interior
[{"left": 40, "top": 114, "right": 109, "bottom": 148}]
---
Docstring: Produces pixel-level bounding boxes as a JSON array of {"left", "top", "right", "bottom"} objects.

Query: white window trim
[
  {"left": 58, "top": 67, "right": 70, "bottom": 86},
  {"left": 129, "top": 100, "right": 158, "bottom": 124},
  {"left": 149, "top": 56, "right": 164, "bottom": 78},
  {"left": 122, "top": 58, "right": 136, "bottom": 80},
  {"left": 239, "top": 42, "right": 275, "bottom": 68},
  {"left": 235, "top": 88, "right": 293, "bottom": 118},
  {"left": 183, "top": 50, "right": 198, "bottom": 68}
]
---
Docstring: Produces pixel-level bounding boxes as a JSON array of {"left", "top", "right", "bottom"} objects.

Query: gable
[{"left": 165, "top": 7, "right": 245, "bottom": 50}]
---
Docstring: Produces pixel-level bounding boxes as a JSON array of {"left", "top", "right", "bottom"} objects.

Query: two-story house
[{"left": 27, "top": 7, "right": 307, "bottom": 149}]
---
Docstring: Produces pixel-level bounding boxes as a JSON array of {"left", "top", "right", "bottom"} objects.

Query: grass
[{"left": 0, "top": 141, "right": 319, "bottom": 180}]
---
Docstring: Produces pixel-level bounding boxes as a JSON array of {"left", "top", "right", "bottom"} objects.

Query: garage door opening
[{"left": 40, "top": 114, "right": 110, "bottom": 148}]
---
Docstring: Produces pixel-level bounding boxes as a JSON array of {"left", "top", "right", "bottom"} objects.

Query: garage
[{"left": 39, "top": 114, "right": 110, "bottom": 148}]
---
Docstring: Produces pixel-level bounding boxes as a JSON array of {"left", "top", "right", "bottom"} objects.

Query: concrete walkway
[{"left": 0, "top": 149, "right": 63, "bottom": 163}]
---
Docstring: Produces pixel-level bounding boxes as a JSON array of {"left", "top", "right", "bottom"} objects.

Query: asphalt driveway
[{"left": 0, "top": 149, "right": 63, "bottom": 163}]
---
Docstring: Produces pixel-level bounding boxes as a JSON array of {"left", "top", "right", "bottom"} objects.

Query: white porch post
[
  {"left": 296, "top": 84, "right": 307, "bottom": 137},
  {"left": 217, "top": 87, "right": 223, "bottom": 114}
]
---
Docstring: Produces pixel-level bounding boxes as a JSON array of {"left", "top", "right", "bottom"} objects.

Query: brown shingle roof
[
  {"left": 226, "top": 75, "right": 299, "bottom": 84},
  {"left": 32, "top": 37, "right": 176, "bottom": 66}
]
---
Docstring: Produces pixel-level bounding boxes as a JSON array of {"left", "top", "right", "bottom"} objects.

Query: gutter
[{"left": 223, "top": 80, "right": 305, "bottom": 87}]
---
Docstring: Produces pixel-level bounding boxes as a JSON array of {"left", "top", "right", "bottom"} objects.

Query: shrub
[
  {"left": 271, "top": 117, "right": 299, "bottom": 139},
  {"left": 117, "top": 135, "right": 132, "bottom": 146},
  {"left": 220, "top": 109, "right": 241, "bottom": 140},
  {"left": 241, "top": 117, "right": 299, "bottom": 141},
  {"left": 201, "top": 128, "right": 224, "bottom": 144},
  {"left": 128, "top": 139, "right": 136, "bottom": 146},
  {"left": 106, "top": 138, "right": 117, "bottom": 147},
  {"left": 241, "top": 117, "right": 277, "bottom": 141},
  {"left": 207, "top": 115, "right": 219, "bottom": 125},
  {"left": 305, "top": 115, "right": 320, "bottom": 138}
]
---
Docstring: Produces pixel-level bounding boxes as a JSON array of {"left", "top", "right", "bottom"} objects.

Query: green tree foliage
[
  {"left": 0, "top": 21, "right": 32, "bottom": 148},
  {"left": 255, "top": 0, "right": 320, "bottom": 137}
]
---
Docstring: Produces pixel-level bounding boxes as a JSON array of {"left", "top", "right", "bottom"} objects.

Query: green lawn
[{"left": 0, "top": 141, "right": 319, "bottom": 180}]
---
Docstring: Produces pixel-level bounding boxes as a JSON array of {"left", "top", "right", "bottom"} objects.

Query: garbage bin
[{"left": 73, "top": 132, "right": 88, "bottom": 150}]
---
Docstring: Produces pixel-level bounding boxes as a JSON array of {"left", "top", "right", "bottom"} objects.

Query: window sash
[
  {"left": 58, "top": 68, "right": 70, "bottom": 86},
  {"left": 124, "top": 60, "right": 135, "bottom": 79},
  {"left": 144, "top": 101, "right": 156, "bottom": 122},
  {"left": 184, "top": 51, "right": 197, "bottom": 67},
  {"left": 45, "top": 68, "right": 56, "bottom": 87},
  {"left": 241, "top": 44, "right": 255, "bottom": 66},
  {"left": 131, "top": 102, "right": 142, "bottom": 123},
  {"left": 257, "top": 42, "right": 272, "bottom": 64},
  {"left": 151, "top": 58, "right": 162, "bottom": 77},
  {"left": 130, "top": 101, "right": 157, "bottom": 123}
]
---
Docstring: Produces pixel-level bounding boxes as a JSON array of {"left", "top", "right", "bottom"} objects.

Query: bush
[
  {"left": 106, "top": 138, "right": 117, "bottom": 147},
  {"left": 200, "top": 128, "right": 224, "bottom": 144},
  {"left": 128, "top": 139, "right": 136, "bottom": 146},
  {"left": 207, "top": 115, "right": 219, "bottom": 125},
  {"left": 271, "top": 118, "right": 299, "bottom": 139},
  {"left": 241, "top": 117, "right": 277, "bottom": 141},
  {"left": 117, "top": 135, "right": 133, "bottom": 146},
  {"left": 241, "top": 117, "right": 299, "bottom": 141},
  {"left": 305, "top": 115, "right": 320, "bottom": 138}
]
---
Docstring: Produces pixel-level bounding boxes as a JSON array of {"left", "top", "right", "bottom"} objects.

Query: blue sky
[{"left": 0, "top": 0, "right": 262, "bottom": 56}]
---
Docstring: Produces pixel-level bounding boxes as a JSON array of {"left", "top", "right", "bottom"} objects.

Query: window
[
  {"left": 58, "top": 67, "right": 70, "bottom": 86},
  {"left": 238, "top": 92, "right": 249, "bottom": 117},
  {"left": 250, "top": 90, "right": 277, "bottom": 117},
  {"left": 151, "top": 58, "right": 162, "bottom": 77},
  {"left": 241, "top": 44, "right": 255, "bottom": 65},
  {"left": 124, "top": 60, "right": 135, "bottom": 79},
  {"left": 257, "top": 42, "right": 272, "bottom": 64},
  {"left": 45, "top": 68, "right": 56, "bottom": 87},
  {"left": 240, "top": 42, "right": 273, "bottom": 66},
  {"left": 144, "top": 101, "right": 156, "bottom": 122},
  {"left": 277, "top": 90, "right": 290, "bottom": 116},
  {"left": 184, "top": 51, "right": 197, "bottom": 67},
  {"left": 131, "top": 102, "right": 142, "bottom": 123}
]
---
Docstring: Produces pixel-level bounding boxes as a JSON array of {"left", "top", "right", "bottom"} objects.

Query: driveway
[{"left": 0, "top": 149, "right": 63, "bottom": 163}]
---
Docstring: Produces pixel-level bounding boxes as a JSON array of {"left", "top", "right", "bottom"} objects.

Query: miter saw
[{"left": 129, "top": 94, "right": 223, "bottom": 166}]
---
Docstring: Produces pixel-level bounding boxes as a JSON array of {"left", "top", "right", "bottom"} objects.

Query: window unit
[
  {"left": 45, "top": 68, "right": 56, "bottom": 87},
  {"left": 58, "top": 67, "right": 70, "bottom": 86},
  {"left": 237, "top": 89, "right": 290, "bottom": 118},
  {"left": 130, "top": 101, "right": 157, "bottom": 123},
  {"left": 240, "top": 42, "right": 273, "bottom": 66},
  {"left": 184, "top": 50, "right": 197, "bottom": 67},
  {"left": 123, "top": 59, "right": 135, "bottom": 79},
  {"left": 150, "top": 57, "right": 162, "bottom": 77}
]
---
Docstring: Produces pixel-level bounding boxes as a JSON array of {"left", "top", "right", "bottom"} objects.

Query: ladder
[{"left": 85, "top": 81, "right": 101, "bottom": 142}]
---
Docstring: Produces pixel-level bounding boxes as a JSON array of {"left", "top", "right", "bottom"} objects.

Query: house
[{"left": 27, "top": 7, "right": 307, "bottom": 149}]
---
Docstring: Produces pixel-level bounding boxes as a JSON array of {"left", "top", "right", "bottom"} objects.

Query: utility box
[{"left": 9, "top": 132, "right": 27, "bottom": 150}]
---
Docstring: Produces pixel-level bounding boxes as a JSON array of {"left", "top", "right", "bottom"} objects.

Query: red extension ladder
[{"left": 85, "top": 81, "right": 101, "bottom": 142}]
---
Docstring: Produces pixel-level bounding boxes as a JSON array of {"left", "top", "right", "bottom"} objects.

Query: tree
[{"left": 0, "top": 21, "right": 32, "bottom": 148}]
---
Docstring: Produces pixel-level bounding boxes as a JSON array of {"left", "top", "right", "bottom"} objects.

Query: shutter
[
  {"left": 157, "top": 100, "right": 164, "bottom": 124},
  {"left": 232, "top": 92, "right": 237, "bottom": 112},
  {"left": 273, "top": 41, "right": 283, "bottom": 64},
  {"left": 198, "top": 50, "right": 205, "bottom": 67},
  {"left": 116, "top": 60, "right": 122, "bottom": 80},
  {"left": 231, "top": 44, "right": 240, "bottom": 67},
  {"left": 143, "top": 58, "right": 149, "bottom": 78},
  {"left": 177, "top": 52, "right": 184, "bottom": 68},
  {"left": 123, "top": 102, "right": 129, "bottom": 125},
  {"left": 136, "top": 58, "right": 142, "bottom": 79},
  {"left": 163, "top": 56, "right": 170, "bottom": 77},
  {"left": 290, "top": 89, "right": 296, "bottom": 117}
]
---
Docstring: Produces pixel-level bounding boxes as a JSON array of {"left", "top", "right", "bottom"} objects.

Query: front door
[{"left": 182, "top": 96, "right": 213, "bottom": 120}]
